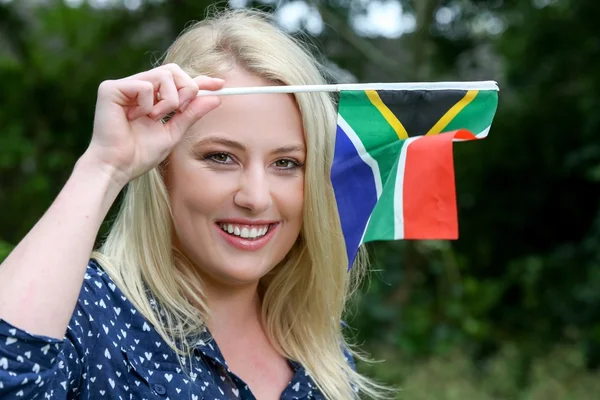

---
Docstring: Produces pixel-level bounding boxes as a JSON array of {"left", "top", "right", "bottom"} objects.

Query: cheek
[
  {"left": 168, "top": 161, "right": 219, "bottom": 220},
  {"left": 274, "top": 178, "right": 304, "bottom": 223},
  {"left": 171, "top": 177, "right": 223, "bottom": 219}
]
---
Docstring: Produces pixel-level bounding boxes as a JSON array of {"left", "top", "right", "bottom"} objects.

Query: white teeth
[{"left": 219, "top": 223, "right": 270, "bottom": 239}]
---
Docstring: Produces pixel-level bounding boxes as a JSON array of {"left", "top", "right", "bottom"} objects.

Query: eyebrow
[{"left": 193, "top": 136, "right": 306, "bottom": 155}]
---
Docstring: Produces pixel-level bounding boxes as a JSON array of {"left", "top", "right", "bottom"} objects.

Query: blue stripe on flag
[{"left": 331, "top": 123, "right": 378, "bottom": 266}]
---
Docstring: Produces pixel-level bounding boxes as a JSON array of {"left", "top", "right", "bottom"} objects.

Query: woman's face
[{"left": 166, "top": 67, "right": 305, "bottom": 289}]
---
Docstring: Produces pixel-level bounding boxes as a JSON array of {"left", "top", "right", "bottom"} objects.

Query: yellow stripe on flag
[
  {"left": 365, "top": 90, "right": 408, "bottom": 139},
  {"left": 426, "top": 90, "right": 479, "bottom": 136}
]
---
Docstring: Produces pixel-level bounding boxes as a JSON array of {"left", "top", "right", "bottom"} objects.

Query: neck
[{"left": 202, "top": 278, "right": 264, "bottom": 340}]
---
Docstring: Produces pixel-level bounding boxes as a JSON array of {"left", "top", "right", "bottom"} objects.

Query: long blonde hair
[{"left": 93, "top": 8, "right": 388, "bottom": 400}]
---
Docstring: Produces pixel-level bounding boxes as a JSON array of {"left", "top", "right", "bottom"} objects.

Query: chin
[{"left": 203, "top": 258, "right": 278, "bottom": 287}]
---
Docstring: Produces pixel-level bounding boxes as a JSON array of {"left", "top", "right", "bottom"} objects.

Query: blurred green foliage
[
  {"left": 0, "top": 241, "right": 12, "bottom": 262},
  {"left": 362, "top": 344, "right": 600, "bottom": 399},
  {"left": 1, "top": 0, "right": 600, "bottom": 397}
]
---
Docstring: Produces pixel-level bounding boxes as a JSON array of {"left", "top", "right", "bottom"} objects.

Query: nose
[{"left": 233, "top": 165, "right": 272, "bottom": 214}]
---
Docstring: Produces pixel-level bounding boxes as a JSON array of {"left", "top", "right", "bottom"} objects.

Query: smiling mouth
[{"left": 217, "top": 223, "right": 276, "bottom": 240}]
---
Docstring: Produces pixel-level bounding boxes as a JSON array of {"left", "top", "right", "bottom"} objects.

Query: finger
[
  {"left": 168, "top": 96, "right": 221, "bottom": 142},
  {"left": 161, "top": 66, "right": 225, "bottom": 112},
  {"left": 176, "top": 76, "right": 224, "bottom": 112},
  {"left": 98, "top": 79, "right": 154, "bottom": 121},
  {"left": 125, "top": 81, "right": 154, "bottom": 120},
  {"left": 147, "top": 70, "right": 180, "bottom": 121},
  {"left": 193, "top": 75, "right": 225, "bottom": 91},
  {"left": 161, "top": 63, "right": 200, "bottom": 111}
]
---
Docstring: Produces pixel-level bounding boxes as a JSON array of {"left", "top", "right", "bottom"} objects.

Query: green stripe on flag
[
  {"left": 362, "top": 138, "right": 408, "bottom": 243},
  {"left": 361, "top": 149, "right": 401, "bottom": 243},
  {"left": 339, "top": 90, "right": 402, "bottom": 188},
  {"left": 442, "top": 90, "right": 498, "bottom": 134},
  {"left": 338, "top": 91, "right": 401, "bottom": 148}
]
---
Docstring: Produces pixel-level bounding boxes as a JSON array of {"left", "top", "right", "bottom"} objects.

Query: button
[{"left": 153, "top": 383, "right": 166, "bottom": 395}]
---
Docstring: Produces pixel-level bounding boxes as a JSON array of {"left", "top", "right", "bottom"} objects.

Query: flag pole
[
  {"left": 196, "top": 84, "right": 340, "bottom": 96},
  {"left": 195, "top": 81, "right": 499, "bottom": 97}
]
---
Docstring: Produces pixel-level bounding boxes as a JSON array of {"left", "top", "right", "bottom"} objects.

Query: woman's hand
[{"left": 85, "top": 63, "right": 223, "bottom": 186}]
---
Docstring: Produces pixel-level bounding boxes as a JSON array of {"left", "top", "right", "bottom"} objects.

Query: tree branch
[{"left": 311, "top": 2, "right": 402, "bottom": 78}]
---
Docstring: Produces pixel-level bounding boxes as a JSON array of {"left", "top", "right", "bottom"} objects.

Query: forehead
[{"left": 186, "top": 68, "right": 305, "bottom": 148}]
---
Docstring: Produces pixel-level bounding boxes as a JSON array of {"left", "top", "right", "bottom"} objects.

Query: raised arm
[{"left": 0, "top": 64, "right": 223, "bottom": 339}]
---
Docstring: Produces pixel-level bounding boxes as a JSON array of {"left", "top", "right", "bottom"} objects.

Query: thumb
[{"left": 168, "top": 95, "right": 221, "bottom": 142}]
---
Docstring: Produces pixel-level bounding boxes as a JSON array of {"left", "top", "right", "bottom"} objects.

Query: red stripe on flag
[{"left": 403, "top": 129, "right": 476, "bottom": 239}]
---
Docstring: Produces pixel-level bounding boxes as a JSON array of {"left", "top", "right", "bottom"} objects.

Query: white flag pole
[
  {"left": 195, "top": 81, "right": 499, "bottom": 97},
  {"left": 196, "top": 84, "right": 339, "bottom": 97}
]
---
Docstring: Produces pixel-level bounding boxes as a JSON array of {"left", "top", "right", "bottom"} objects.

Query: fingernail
[
  {"left": 179, "top": 100, "right": 191, "bottom": 112},
  {"left": 212, "top": 77, "right": 225, "bottom": 83}
]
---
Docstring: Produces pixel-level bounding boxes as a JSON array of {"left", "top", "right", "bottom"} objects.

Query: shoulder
[
  {"left": 78, "top": 259, "right": 126, "bottom": 307},
  {"left": 83, "top": 258, "right": 114, "bottom": 292},
  {"left": 69, "top": 259, "right": 136, "bottom": 334},
  {"left": 75, "top": 259, "right": 162, "bottom": 343}
]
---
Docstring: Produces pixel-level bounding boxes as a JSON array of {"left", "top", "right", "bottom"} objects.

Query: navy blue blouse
[{"left": 0, "top": 260, "right": 355, "bottom": 399}]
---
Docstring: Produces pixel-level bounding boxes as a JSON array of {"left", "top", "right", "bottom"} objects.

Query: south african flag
[{"left": 330, "top": 81, "right": 499, "bottom": 266}]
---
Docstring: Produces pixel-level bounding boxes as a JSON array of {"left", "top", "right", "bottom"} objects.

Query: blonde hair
[{"left": 93, "top": 8, "right": 389, "bottom": 400}]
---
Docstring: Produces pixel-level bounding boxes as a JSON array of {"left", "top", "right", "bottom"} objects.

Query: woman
[{"left": 0, "top": 9, "right": 387, "bottom": 400}]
